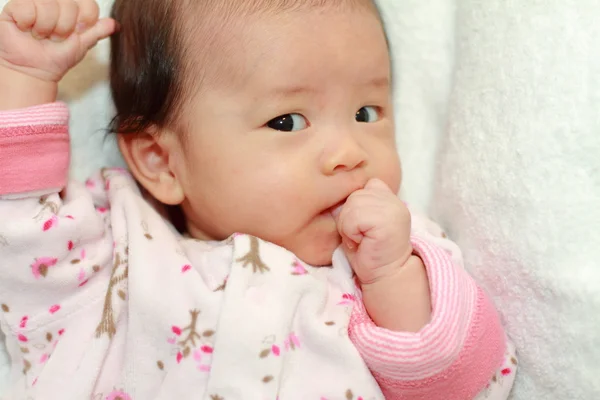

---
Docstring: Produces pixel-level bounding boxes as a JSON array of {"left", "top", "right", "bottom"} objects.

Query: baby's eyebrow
[
  {"left": 265, "top": 76, "right": 389, "bottom": 98},
  {"left": 357, "top": 76, "right": 390, "bottom": 89},
  {"left": 364, "top": 76, "right": 389, "bottom": 88},
  {"left": 267, "top": 85, "right": 318, "bottom": 98}
]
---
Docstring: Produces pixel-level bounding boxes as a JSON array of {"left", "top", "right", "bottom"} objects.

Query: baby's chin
[{"left": 291, "top": 235, "right": 342, "bottom": 267}]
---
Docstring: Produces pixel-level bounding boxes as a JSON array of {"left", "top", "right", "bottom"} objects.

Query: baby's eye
[
  {"left": 355, "top": 106, "right": 380, "bottom": 123},
  {"left": 267, "top": 113, "right": 308, "bottom": 132}
]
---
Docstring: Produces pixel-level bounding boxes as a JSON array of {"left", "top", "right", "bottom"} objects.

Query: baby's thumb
[
  {"left": 364, "top": 178, "right": 392, "bottom": 193},
  {"left": 80, "top": 18, "right": 117, "bottom": 50}
]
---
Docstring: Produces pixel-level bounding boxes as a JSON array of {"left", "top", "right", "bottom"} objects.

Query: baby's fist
[
  {"left": 0, "top": 0, "right": 116, "bottom": 82},
  {"left": 334, "top": 178, "right": 412, "bottom": 285}
]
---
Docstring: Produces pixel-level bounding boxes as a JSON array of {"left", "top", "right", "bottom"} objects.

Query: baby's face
[{"left": 173, "top": 7, "right": 401, "bottom": 266}]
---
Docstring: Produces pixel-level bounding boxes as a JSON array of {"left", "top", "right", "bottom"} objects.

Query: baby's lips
[{"left": 330, "top": 204, "right": 344, "bottom": 220}]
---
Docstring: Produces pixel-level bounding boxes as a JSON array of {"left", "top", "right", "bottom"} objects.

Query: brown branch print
[
  {"left": 34, "top": 195, "right": 59, "bottom": 220},
  {"left": 39, "top": 195, "right": 59, "bottom": 213},
  {"left": 95, "top": 252, "right": 129, "bottom": 339},
  {"left": 179, "top": 309, "right": 202, "bottom": 348},
  {"left": 214, "top": 278, "right": 227, "bottom": 292},
  {"left": 236, "top": 236, "right": 269, "bottom": 273}
]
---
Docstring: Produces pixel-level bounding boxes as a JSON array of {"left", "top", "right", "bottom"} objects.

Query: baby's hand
[
  {"left": 0, "top": 0, "right": 116, "bottom": 83},
  {"left": 334, "top": 178, "right": 412, "bottom": 285}
]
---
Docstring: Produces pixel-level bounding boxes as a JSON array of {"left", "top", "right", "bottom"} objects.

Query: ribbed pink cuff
[
  {"left": 0, "top": 103, "right": 70, "bottom": 195},
  {"left": 349, "top": 236, "right": 505, "bottom": 399}
]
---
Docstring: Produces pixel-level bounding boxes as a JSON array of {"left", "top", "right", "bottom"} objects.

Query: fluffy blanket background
[{"left": 1, "top": 0, "right": 599, "bottom": 398}]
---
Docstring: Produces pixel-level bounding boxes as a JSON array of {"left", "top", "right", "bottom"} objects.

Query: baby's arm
[
  {"left": 0, "top": 0, "right": 116, "bottom": 346},
  {"left": 349, "top": 216, "right": 517, "bottom": 400}
]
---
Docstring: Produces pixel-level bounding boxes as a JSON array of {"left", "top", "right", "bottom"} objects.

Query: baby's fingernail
[
  {"left": 49, "top": 34, "right": 63, "bottom": 42},
  {"left": 343, "top": 238, "right": 355, "bottom": 250},
  {"left": 31, "top": 31, "right": 43, "bottom": 40}
]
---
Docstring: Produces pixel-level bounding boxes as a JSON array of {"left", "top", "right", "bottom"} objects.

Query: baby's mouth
[{"left": 326, "top": 200, "right": 346, "bottom": 219}]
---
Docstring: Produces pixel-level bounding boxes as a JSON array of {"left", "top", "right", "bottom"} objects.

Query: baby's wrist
[
  {"left": 359, "top": 251, "right": 412, "bottom": 288},
  {"left": 0, "top": 66, "right": 58, "bottom": 110},
  {"left": 358, "top": 242, "right": 413, "bottom": 287},
  {"left": 360, "top": 255, "right": 431, "bottom": 332}
]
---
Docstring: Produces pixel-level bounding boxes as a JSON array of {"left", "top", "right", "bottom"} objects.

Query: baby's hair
[{"left": 108, "top": 0, "right": 384, "bottom": 136}]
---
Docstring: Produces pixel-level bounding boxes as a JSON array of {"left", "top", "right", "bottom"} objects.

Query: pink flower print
[
  {"left": 18, "top": 334, "right": 28, "bottom": 342},
  {"left": 67, "top": 240, "right": 74, "bottom": 251},
  {"left": 291, "top": 259, "right": 308, "bottom": 275},
  {"left": 78, "top": 268, "right": 86, "bottom": 282},
  {"left": 337, "top": 293, "right": 356, "bottom": 306},
  {"left": 284, "top": 333, "right": 300, "bottom": 351},
  {"left": 501, "top": 368, "right": 512, "bottom": 376},
  {"left": 85, "top": 178, "right": 95, "bottom": 189},
  {"left": 31, "top": 257, "right": 58, "bottom": 279},
  {"left": 181, "top": 264, "right": 192, "bottom": 273},
  {"left": 176, "top": 351, "right": 183, "bottom": 364},
  {"left": 39, "top": 353, "right": 48, "bottom": 364},
  {"left": 167, "top": 325, "right": 182, "bottom": 344},
  {"left": 49, "top": 305, "right": 61, "bottom": 314},
  {"left": 271, "top": 345, "right": 281, "bottom": 356},
  {"left": 105, "top": 390, "right": 132, "bottom": 400},
  {"left": 194, "top": 346, "right": 213, "bottom": 372},
  {"left": 58, "top": 329, "right": 65, "bottom": 336},
  {"left": 19, "top": 316, "right": 28, "bottom": 328},
  {"left": 42, "top": 215, "right": 58, "bottom": 231},
  {"left": 65, "top": 215, "right": 74, "bottom": 220},
  {"left": 97, "top": 207, "right": 108, "bottom": 214}
]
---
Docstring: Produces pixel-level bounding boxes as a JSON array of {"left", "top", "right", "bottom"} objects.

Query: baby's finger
[
  {"left": 31, "top": 0, "right": 59, "bottom": 38},
  {"left": 336, "top": 207, "right": 367, "bottom": 249},
  {"left": 79, "top": 17, "right": 115, "bottom": 49},
  {"left": 363, "top": 178, "right": 393, "bottom": 194},
  {"left": 74, "top": 0, "right": 99, "bottom": 31},
  {"left": 52, "top": 0, "right": 78, "bottom": 38},
  {"left": 2, "top": 0, "right": 37, "bottom": 30}
]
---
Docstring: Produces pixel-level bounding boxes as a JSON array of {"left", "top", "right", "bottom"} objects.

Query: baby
[{"left": 0, "top": 0, "right": 517, "bottom": 399}]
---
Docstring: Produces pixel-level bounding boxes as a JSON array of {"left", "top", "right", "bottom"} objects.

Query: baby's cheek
[{"left": 381, "top": 152, "right": 402, "bottom": 194}]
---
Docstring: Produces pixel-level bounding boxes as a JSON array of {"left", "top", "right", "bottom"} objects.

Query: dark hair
[
  {"left": 108, "top": 0, "right": 185, "bottom": 135},
  {"left": 108, "top": 0, "right": 384, "bottom": 136}
]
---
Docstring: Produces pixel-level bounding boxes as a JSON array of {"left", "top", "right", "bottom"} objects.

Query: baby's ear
[{"left": 117, "top": 128, "right": 185, "bottom": 206}]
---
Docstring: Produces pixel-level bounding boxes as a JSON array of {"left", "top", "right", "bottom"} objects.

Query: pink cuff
[
  {"left": 349, "top": 236, "right": 506, "bottom": 400},
  {"left": 0, "top": 103, "right": 70, "bottom": 195}
]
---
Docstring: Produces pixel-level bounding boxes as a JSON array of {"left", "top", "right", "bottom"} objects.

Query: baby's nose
[{"left": 321, "top": 134, "right": 368, "bottom": 175}]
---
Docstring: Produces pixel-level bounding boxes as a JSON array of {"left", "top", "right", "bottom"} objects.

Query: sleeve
[
  {"left": 0, "top": 103, "right": 70, "bottom": 196},
  {"left": 348, "top": 215, "right": 517, "bottom": 400},
  {"left": 0, "top": 103, "right": 112, "bottom": 346}
]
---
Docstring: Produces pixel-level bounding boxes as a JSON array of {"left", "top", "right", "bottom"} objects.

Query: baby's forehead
[
  {"left": 193, "top": 0, "right": 377, "bottom": 16},
  {"left": 179, "top": 0, "right": 384, "bottom": 90}
]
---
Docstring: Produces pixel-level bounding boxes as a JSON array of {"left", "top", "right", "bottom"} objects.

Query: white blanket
[
  {"left": 2, "top": 0, "right": 599, "bottom": 398},
  {"left": 431, "top": 1, "right": 600, "bottom": 398}
]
